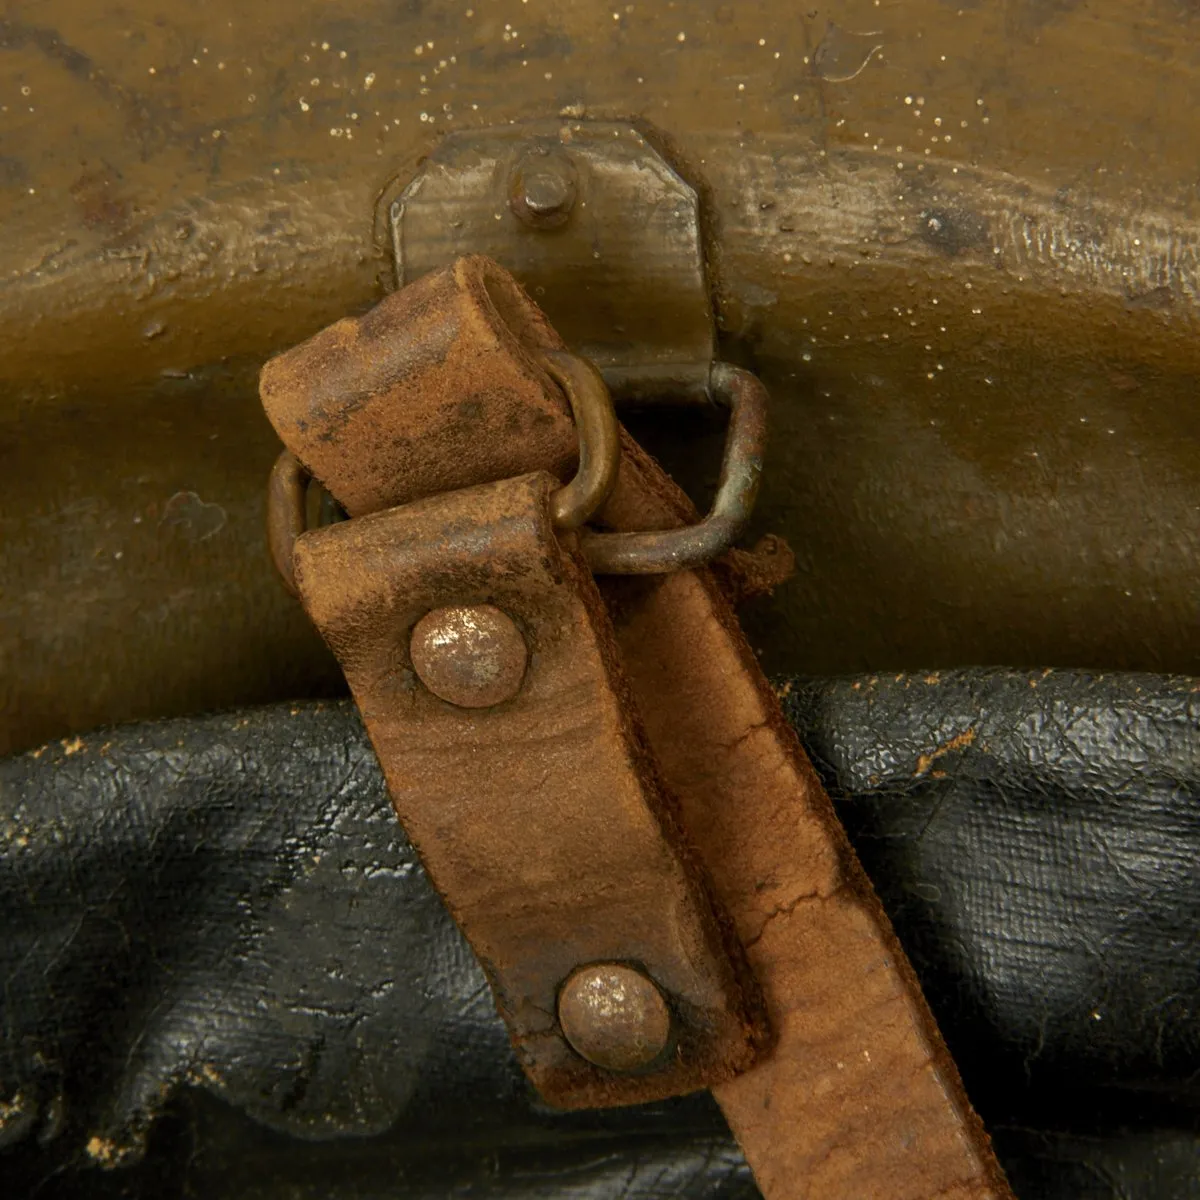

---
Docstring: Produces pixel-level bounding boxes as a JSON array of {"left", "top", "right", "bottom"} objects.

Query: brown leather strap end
[{"left": 291, "top": 471, "right": 770, "bottom": 1109}]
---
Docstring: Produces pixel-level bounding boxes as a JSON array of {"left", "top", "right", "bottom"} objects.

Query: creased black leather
[
  {"left": 781, "top": 670, "right": 1200, "bottom": 1127},
  {"left": 1, "top": 669, "right": 1198, "bottom": 1198}
]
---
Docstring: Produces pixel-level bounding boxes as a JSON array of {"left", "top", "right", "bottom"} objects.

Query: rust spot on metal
[
  {"left": 69, "top": 168, "right": 131, "bottom": 236},
  {"left": 919, "top": 207, "right": 990, "bottom": 257}
]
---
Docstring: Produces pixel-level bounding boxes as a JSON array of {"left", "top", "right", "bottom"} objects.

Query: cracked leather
[{"left": 1, "top": 668, "right": 1197, "bottom": 1198}]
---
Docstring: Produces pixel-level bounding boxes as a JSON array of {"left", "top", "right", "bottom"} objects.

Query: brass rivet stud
[
  {"left": 509, "top": 151, "right": 577, "bottom": 229},
  {"left": 521, "top": 169, "right": 573, "bottom": 218},
  {"left": 410, "top": 604, "right": 528, "bottom": 709},
  {"left": 558, "top": 963, "right": 672, "bottom": 1073}
]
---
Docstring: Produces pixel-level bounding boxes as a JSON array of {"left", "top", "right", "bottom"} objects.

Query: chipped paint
[{"left": 915, "top": 727, "right": 977, "bottom": 776}]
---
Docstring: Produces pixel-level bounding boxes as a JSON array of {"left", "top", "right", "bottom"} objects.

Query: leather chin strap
[{"left": 260, "top": 255, "right": 1012, "bottom": 1199}]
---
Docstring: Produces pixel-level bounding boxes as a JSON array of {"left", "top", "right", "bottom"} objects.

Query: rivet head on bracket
[
  {"left": 509, "top": 150, "right": 577, "bottom": 229},
  {"left": 558, "top": 963, "right": 672, "bottom": 1072},
  {"left": 410, "top": 604, "right": 528, "bottom": 708}
]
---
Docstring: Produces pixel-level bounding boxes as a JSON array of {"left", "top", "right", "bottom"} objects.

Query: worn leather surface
[
  {"left": 601, "top": 559, "right": 1006, "bottom": 1198},
  {"left": 1, "top": 668, "right": 1198, "bottom": 1197},
  {"left": 294, "top": 472, "right": 768, "bottom": 1106}
]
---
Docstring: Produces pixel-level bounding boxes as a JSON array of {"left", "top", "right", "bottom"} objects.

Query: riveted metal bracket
[{"left": 383, "top": 121, "right": 714, "bottom": 403}]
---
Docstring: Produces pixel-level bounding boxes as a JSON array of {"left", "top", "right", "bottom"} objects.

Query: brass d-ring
[
  {"left": 578, "top": 363, "right": 768, "bottom": 575},
  {"left": 542, "top": 350, "right": 622, "bottom": 529},
  {"left": 267, "top": 450, "right": 309, "bottom": 597},
  {"left": 267, "top": 452, "right": 346, "bottom": 595},
  {"left": 267, "top": 355, "right": 766, "bottom": 587}
]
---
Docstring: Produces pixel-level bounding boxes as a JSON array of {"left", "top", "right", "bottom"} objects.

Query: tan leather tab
[
  {"left": 291, "top": 471, "right": 768, "bottom": 1109},
  {"left": 260, "top": 256, "right": 576, "bottom": 517}
]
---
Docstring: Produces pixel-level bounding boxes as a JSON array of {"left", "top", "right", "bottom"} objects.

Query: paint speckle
[{"left": 86, "top": 1137, "right": 126, "bottom": 1166}]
